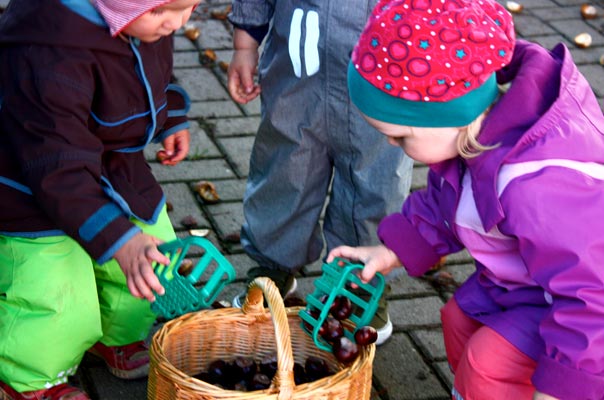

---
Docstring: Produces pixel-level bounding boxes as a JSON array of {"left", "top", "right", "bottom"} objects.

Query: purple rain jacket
[
  {"left": 0, "top": 0, "right": 189, "bottom": 263},
  {"left": 378, "top": 39, "right": 604, "bottom": 399}
]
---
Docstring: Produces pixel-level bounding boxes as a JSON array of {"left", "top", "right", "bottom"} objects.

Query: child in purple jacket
[{"left": 328, "top": 0, "right": 604, "bottom": 398}]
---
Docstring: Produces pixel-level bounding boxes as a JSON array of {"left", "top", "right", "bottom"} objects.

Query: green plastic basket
[
  {"left": 151, "top": 236, "right": 235, "bottom": 319},
  {"left": 298, "top": 258, "right": 385, "bottom": 351}
]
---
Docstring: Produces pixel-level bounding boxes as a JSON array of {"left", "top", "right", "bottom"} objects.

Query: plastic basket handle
[{"left": 243, "top": 277, "right": 295, "bottom": 400}]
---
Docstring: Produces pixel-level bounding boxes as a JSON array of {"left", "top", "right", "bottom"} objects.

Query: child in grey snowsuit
[{"left": 227, "top": 0, "right": 414, "bottom": 343}]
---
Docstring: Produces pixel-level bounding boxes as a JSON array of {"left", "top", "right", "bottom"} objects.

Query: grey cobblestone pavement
[{"left": 2, "top": 0, "right": 603, "bottom": 398}]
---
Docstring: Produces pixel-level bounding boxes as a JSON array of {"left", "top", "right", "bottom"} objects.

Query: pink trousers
[{"left": 440, "top": 298, "right": 537, "bottom": 400}]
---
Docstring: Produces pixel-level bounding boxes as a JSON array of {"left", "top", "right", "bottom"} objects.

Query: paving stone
[
  {"left": 529, "top": 34, "right": 572, "bottom": 51},
  {"left": 162, "top": 182, "right": 210, "bottom": 230},
  {"left": 173, "top": 68, "right": 230, "bottom": 101},
  {"left": 372, "top": 335, "right": 450, "bottom": 400},
  {"left": 411, "top": 165, "right": 429, "bottom": 191},
  {"left": 173, "top": 50, "right": 202, "bottom": 68},
  {"left": 174, "top": 35, "right": 197, "bottom": 51},
  {"left": 79, "top": 358, "right": 147, "bottom": 400},
  {"left": 528, "top": 5, "right": 584, "bottom": 20},
  {"left": 151, "top": 159, "right": 236, "bottom": 182},
  {"left": 186, "top": 19, "right": 233, "bottom": 50},
  {"left": 241, "top": 97, "right": 262, "bottom": 116},
  {"left": 513, "top": 14, "right": 558, "bottom": 37},
  {"left": 409, "top": 329, "right": 448, "bottom": 361},
  {"left": 549, "top": 19, "right": 604, "bottom": 47},
  {"left": 433, "top": 361, "right": 455, "bottom": 392},
  {"left": 443, "top": 249, "right": 473, "bottom": 265},
  {"left": 515, "top": 0, "right": 560, "bottom": 8},
  {"left": 192, "top": 177, "right": 246, "bottom": 202},
  {"left": 203, "top": 202, "right": 245, "bottom": 238},
  {"left": 224, "top": 253, "right": 259, "bottom": 280},
  {"left": 215, "top": 136, "right": 255, "bottom": 177},
  {"left": 569, "top": 46, "right": 604, "bottom": 65},
  {"left": 577, "top": 64, "right": 604, "bottom": 97},
  {"left": 390, "top": 297, "right": 445, "bottom": 329},
  {"left": 189, "top": 100, "right": 244, "bottom": 118},
  {"left": 445, "top": 263, "right": 477, "bottom": 286},
  {"left": 209, "top": 116, "right": 262, "bottom": 136},
  {"left": 388, "top": 270, "right": 438, "bottom": 297}
]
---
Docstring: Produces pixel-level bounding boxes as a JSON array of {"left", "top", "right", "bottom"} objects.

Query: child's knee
[{"left": 453, "top": 327, "right": 536, "bottom": 399}]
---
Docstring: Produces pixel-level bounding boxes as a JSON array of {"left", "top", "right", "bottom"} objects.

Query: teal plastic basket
[
  {"left": 298, "top": 258, "right": 385, "bottom": 351},
  {"left": 151, "top": 236, "right": 236, "bottom": 319}
]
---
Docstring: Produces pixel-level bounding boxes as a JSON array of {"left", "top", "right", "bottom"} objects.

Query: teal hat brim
[{"left": 347, "top": 62, "right": 498, "bottom": 128}]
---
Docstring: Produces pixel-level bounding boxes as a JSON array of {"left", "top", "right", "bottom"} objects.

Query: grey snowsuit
[{"left": 229, "top": 0, "right": 413, "bottom": 271}]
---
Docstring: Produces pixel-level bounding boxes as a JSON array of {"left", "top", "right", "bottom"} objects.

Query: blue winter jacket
[{"left": 0, "top": 0, "right": 189, "bottom": 263}]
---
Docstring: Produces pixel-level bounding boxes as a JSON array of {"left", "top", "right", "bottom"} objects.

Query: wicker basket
[{"left": 148, "top": 277, "right": 376, "bottom": 400}]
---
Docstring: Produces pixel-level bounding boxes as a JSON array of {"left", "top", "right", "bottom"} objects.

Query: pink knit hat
[
  {"left": 93, "top": 0, "right": 173, "bottom": 36},
  {"left": 348, "top": 0, "right": 516, "bottom": 127}
]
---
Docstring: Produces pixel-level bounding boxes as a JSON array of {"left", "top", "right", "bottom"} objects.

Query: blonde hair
[{"left": 456, "top": 106, "right": 500, "bottom": 159}]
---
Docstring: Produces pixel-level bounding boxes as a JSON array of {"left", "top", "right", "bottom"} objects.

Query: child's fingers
[
  {"left": 227, "top": 73, "right": 245, "bottom": 102},
  {"left": 360, "top": 262, "right": 380, "bottom": 283},
  {"left": 141, "top": 263, "right": 165, "bottom": 297},
  {"left": 132, "top": 271, "right": 157, "bottom": 302},
  {"left": 326, "top": 246, "right": 361, "bottom": 263}
]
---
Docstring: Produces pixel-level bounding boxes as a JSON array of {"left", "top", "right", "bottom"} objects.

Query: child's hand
[
  {"left": 158, "top": 129, "right": 190, "bottom": 166},
  {"left": 327, "top": 245, "right": 402, "bottom": 283},
  {"left": 533, "top": 392, "right": 559, "bottom": 400},
  {"left": 227, "top": 28, "right": 261, "bottom": 104},
  {"left": 227, "top": 49, "right": 261, "bottom": 104},
  {"left": 113, "top": 232, "right": 171, "bottom": 302}
]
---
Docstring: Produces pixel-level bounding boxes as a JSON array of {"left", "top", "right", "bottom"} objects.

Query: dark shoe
[
  {"left": 232, "top": 266, "right": 297, "bottom": 308},
  {"left": 0, "top": 381, "right": 89, "bottom": 400},
  {"left": 88, "top": 341, "right": 149, "bottom": 380}
]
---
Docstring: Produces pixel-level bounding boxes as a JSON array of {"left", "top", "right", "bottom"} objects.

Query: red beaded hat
[{"left": 348, "top": 0, "right": 516, "bottom": 127}]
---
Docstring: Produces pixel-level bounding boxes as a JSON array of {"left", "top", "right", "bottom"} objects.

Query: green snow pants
[{"left": 0, "top": 208, "right": 176, "bottom": 392}]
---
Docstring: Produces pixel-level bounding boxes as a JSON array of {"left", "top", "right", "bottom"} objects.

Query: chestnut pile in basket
[
  {"left": 192, "top": 355, "right": 334, "bottom": 390},
  {"left": 304, "top": 295, "right": 378, "bottom": 365}
]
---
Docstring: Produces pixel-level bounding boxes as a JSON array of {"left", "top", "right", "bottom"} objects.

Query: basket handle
[{"left": 241, "top": 277, "right": 295, "bottom": 400}]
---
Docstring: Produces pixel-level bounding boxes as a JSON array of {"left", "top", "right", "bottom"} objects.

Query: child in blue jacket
[{"left": 0, "top": 0, "right": 198, "bottom": 398}]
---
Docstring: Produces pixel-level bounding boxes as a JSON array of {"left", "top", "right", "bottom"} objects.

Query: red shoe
[
  {"left": 89, "top": 341, "right": 149, "bottom": 380},
  {"left": 0, "top": 381, "right": 89, "bottom": 400}
]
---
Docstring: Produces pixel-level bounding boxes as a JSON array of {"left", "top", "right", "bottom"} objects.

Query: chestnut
[
  {"left": 331, "top": 296, "right": 353, "bottom": 320},
  {"left": 354, "top": 326, "right": 378, "bottom": 346},
  {"left": 233, "top": 356, "right": 257, "bottom": 382},
  {"left": 331, "top": 336, "right": 359, "bottom": 365},
  {"left": 259, "top": 354, "right": 278, "bottom": 379},
  {"left": 320, "top": 317, "right": 344, "bottom": 343},
  {"left": 247, "top": 373, "right": 271, "bottom": 391},
  {"left": 318, "top": 294, "right": 339, "bottom": 314},
  {"left": 302, "top": 309, "right": 324, "bottom": 336},
  {"left": 207, "top": 359, "right": 229, "bottom": 383},
  {"left": 304, "top": 356, "right": 331, "bottom": 381},
  {"left": 293, "top": 362, "right": 308, "bottom": 385}
]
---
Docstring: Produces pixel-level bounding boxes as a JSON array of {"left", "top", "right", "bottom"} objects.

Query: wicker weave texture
[{"left": 148, "top": 277, "right": 375, "bottom": 400}]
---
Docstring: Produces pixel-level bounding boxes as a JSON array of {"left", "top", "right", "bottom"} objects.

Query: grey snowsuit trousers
[{"left": 231, "top": 0, "right": 414, "bottom": 272}]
